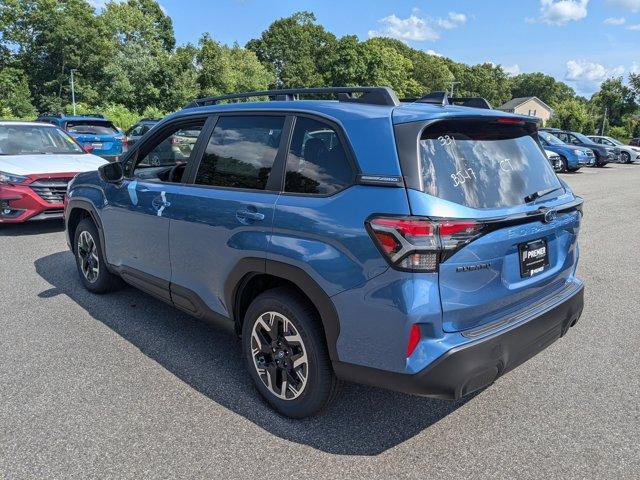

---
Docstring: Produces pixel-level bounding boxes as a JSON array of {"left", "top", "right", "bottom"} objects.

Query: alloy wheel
[
  {"left": 250, "top": 311, "right": 309, "bottom": 400},
  {"left": 77, "top": 230, "right": 99, "bottom": 283}
]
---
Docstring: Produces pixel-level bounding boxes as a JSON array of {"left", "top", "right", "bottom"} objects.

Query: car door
[
  {"left": 100, "top": 117, "right": 207, "bottom": 299},
  {"left": 167, "top": 114, "right": 287, "bottom": 318}
]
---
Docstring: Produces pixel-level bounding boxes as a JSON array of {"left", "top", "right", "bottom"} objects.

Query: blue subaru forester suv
[
  {"left": 64, "top": 87, "right": 584, "bottom": 418},
  {"left": 37, "top": 113, "right": 125, "bottom": 162}
]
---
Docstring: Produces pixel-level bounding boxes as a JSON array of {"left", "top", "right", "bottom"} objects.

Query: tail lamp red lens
[
  {"left": 83, "top": 145, "right": 94, "bottom": 153},
  {"left": 367, "top": 216, "right": 485, "bottom": 272}
]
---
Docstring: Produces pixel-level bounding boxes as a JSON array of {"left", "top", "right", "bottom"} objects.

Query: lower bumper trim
[{"left": 333, "top": 283, "right": 584, "bottom": 400}]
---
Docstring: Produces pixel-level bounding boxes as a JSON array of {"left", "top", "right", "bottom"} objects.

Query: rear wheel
[
  {"left": 74, "top": 218, "right": 122, "bottom": 293},
  {"left": 242, "top": 288, "right": 341, "bottom": 418}
]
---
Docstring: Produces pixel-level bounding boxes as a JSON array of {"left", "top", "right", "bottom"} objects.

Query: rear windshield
[
  {"left": 419, "top": 120, "right": 561, "bottom": 209},
  {"left": 66, "top": 120, "right": 118, "bottom": 135}
]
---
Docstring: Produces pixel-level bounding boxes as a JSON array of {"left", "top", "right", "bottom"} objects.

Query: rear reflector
[{"left": 407, "top": 324, "right": 420, "bottom": 357}]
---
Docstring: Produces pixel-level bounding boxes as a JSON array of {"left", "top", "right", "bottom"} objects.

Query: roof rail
[
  {"left": 409, "top": 91, "right": 492, "bottom": 110},
  {"left": 81, "top": 113, "right": 106, "bottom": 119},
  {"left": 183, "top": 86, "right": 400, "bottom": 109},
  {"left": 38, "top": 112, "right": 64, "bottom": 118}
]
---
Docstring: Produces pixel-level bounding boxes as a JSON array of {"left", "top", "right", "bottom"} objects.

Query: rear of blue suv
[
  {"left": 64, "top": 87, "right": 584, "bottom": 418},
  {"left": 37, "top": 114, "right": 125, "bottom": 162}
]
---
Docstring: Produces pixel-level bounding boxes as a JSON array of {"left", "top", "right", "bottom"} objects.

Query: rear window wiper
[{"left": 524, "top": 186, "right": 563, "bottom": 203}]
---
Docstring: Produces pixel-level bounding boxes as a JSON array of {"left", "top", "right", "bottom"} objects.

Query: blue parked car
[
  {"left": 64, "top": 87, "right": 584, "bottom": 418},
  {"left": 538, "top": 130, "right": 594, "bottom": 172},
  {"left": 36, "top": 113, "right": 124, "bottom": 162}
]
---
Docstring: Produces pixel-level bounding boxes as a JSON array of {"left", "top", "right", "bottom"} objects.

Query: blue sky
[{"left": 156, "top": 0, "right": 640, "bottom": 97}]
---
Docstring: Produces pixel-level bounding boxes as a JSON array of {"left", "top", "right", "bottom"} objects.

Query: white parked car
[
  {"left": 587, "top": 135, "right": 640, "bottom": 164},
  {"left": 0, "top": 121, "right": 107, "bottom": 223},
  {"left": 544, "top": 149, "right": 563, "bottom": 172}
]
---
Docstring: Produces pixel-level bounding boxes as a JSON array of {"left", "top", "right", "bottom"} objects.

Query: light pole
[
  {"left": 448, "top": 81, "right": 460, "bottom": 97},
  {"left": 70, "top": 69, "right": 77, "bottom": 115}
]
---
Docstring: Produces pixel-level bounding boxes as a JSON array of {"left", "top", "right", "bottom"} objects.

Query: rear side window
[
  {"left": 419, "top": 120, "right": 561, "bottom": 209},
  {"left": 66, "top": 121, "right": 118, "bottom": 135},
  {"left": 195, "top": 115, "right": 284, "bottom": 190},
  {"left": 285, "top": 117, "right": 353, "bottom": 195}
]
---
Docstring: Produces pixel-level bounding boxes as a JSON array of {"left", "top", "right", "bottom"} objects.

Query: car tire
[
  {"left": 621, "top": 152, "right": 631, "bottom": 164},
  {"left": 73, "top": 218, "right": 123, "bottom": 294},
  {"left": 559, "top": 156, "right": 568, "bottom": 173},
  {"left": 242, "top": 287, "right": 342, "bottom": 418},
  {"left": 150, "top": 152, "right": 161, "bottom": 166}
]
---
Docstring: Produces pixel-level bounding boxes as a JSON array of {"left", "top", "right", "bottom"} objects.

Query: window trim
[{"left": 278, "top": 113, "right": 359, "bottom": 198}]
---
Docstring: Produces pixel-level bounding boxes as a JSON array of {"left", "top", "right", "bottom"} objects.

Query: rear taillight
[{"left": 367, "top": 216, "right": 485, "bottom": 272}]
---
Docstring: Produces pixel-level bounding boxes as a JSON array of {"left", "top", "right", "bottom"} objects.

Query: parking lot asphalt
[{"left": 1, "top": 164, "right": 639, "bottom": 479}]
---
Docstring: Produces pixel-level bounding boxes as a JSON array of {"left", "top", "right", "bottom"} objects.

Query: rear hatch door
[{"left": 401, "top": 116, "right": 582, "bottom": 333}]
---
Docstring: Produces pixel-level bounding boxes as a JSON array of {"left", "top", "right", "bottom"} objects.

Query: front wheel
[
  {"left": 621, "top": 152, "right": 631, "bottom": 164},
  {"left": 74, "top": 218, "right": 122, "bottom": 293},
  {"left": 559, "top": 156, "right": 568, "bottom": 173},
  {"left": 242, "top": 288, "right": 341, "bottom": 418}
]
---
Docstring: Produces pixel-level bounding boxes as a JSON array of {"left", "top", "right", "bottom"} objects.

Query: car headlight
[
  {"left": 573, "top": 149, "right": 586, "bottom": 156},
  {"left": 0, "top": 171, "right": 28, "bottom": 185}
]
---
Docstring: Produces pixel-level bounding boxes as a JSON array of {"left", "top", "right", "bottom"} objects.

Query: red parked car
[{"left": 0, "top": 122, "right": 107, "bottom": 223}]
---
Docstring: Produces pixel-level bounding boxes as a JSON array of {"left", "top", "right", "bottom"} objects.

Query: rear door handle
[{"left": 236, "top": 208, "right": 265, "bottom": 222}]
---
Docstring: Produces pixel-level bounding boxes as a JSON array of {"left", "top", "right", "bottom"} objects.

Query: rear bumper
[{"left": 334, "top": 282, "right": 584, "bottom": 400}]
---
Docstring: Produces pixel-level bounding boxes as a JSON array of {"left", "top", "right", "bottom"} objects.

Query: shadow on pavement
[
  {"left": 34, "top": 250, "right": 471, "bottom": 456},
  {"left": 0, "top": 220, "right": 65, "bottom": 236}
]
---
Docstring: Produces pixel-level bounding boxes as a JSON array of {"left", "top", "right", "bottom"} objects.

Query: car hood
[{"left": 0, "top": 153, "right": 108, "bottom": 176}]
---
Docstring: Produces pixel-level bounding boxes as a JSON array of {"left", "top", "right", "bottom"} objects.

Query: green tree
[
  {"left": 364, "top": 37, "right": 453, "bottom": 94},
  {"left": 0, "top": 66, "right": 36, "bottom": 118},
  {"left": 246, "top": 11, "right": 337, "bottom": 88},
  {"left": 197, "top": 34, "right": 273, "bottom": 97},
  {"left": 546, "top": 98, "right": 592, "bottom": 132},
  {"left": 448, "top": 62, "right": 512, "bottom": 107},
  {"left": 589, "top": 77, "right": 636, "bottom": 128},
  {"left": 0, "top": 0, "right": 113, "bottom": 112},
  {"left": 510, "top": 72, "right": 575, "bottom": 107}
]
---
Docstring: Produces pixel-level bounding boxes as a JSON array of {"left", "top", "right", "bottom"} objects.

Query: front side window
[
  {"left": 0, "top": 125, "right": 84, "bottom": 155},
  {"left": 419, "top": 120, "right": 561, "bottom": 209},
  {"left": 284, "top": 117, "right": 353, "bottom": 195},
  {"left": 128, "top": 120, "right": 204, "bottom": 182},
  {"left": 195, "top": 115, "right": 284, "bottom": 190}
]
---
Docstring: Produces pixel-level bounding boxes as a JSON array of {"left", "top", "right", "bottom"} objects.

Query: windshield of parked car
[
  {"left": 66, "top": 120, "right": 118, "bottom": 135},
  {"left": 605, "top": 136, "right": 623, "bottom": 146},
  {"left": 0, "top": 125, "right": 85, "bottom": 155},
  {"left": 419, "top": 119, "right": 561, "bottom": 209},
  {"left": 539, "top": 131, "right": 565, "bottom": 146},
  {"left": 573, "top": 132, "right": 596, "bottom": 145}
]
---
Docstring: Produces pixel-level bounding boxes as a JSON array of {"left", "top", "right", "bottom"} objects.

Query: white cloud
[
  {"left": 565, "top": 60, "right": 625, "bottom": 83},
  {"left": 627, "top": 23, "right": 640, "bottom": 29},
  {"left": 426, "top": 49, "right": 443, "bottom": 57},
  {"left": 606, "top": 0, "right": 640, "bottom": 12},
  {"left": 368, "top": 14, "right": 440, "bottom": 42},
  {"left": 503, "top": 64, "right": 522, "bottom": 76},
  {"left": 539, "top": 0, "right": 589, "bottom": 26},
  {"left": 604, "top": 16, "right": 626, "bottom": 25},
  {"left": 368, "top": 10, "right": 469, "bottom": 43},
  {"left": 437, "top": 12, "right": 467, "bottom": 29}
]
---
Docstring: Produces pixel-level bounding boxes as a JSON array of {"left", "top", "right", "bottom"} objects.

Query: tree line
[{"left": 1, "top": 1, "right": 639, "bottom": 138}]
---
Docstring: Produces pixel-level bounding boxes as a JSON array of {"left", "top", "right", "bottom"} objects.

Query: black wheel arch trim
[
  {"left": 65, "top": 198, "right": 108, "bottom": 263},
  {"left": 225, "top": 258, "right": 341, "bottom": 362}
]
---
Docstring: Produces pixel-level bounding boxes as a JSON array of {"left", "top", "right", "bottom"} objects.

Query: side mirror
[{"left": 99, "top": 161, "right": 124, "bottom": 183}]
